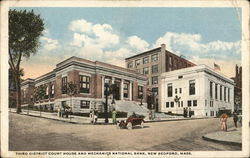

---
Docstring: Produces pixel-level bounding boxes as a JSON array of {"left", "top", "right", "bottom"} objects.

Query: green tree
[
  {"left": 9, "top": 9, "right": 44, "bottom": 113},
  {"left": 34, "top": 85, "right": 46, "bottom": 116},
  {"left": 66, "top": 82, "right": 78, "bottom": 112}
]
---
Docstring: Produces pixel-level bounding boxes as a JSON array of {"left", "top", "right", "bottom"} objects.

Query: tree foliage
[{"left": 9, "top": 9, "right": 44, "bottom": 113}]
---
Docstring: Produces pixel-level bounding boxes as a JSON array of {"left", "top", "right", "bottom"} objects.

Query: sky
[{"left": 14, "top": 7, "right": 242, "bottom": 79}]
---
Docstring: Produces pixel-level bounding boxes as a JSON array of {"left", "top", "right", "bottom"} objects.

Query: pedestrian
[
  {"left": 112, "top": 109, "right": 117, "bottom": 124},
  {"left": 188, "top": 108, "right": 192, "bottom": 118},
  {"left": 152, "top": 110, "right": 155, "bottom": 120},
  {"left": 57, "top": 107, "right": 60, "bottom": 117},
  {"left": 233, "top": 112, "right": 238, "bottom": 128},
  {"left": 149, "top": 110, "right": 152, "bottom": 120},
  {"left": 94, "top": 110, "right": 98, "bottom": 124},
  {"left": 220, "top": 113, "right": 228, "bottom": 132},
  {"left": 89, "top": 110, "right": 94, "bottom": 124}
]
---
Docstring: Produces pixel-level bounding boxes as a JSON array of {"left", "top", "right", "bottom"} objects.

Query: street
[{"left": 9, "top": 113, "right": 241, "bottom": 151}]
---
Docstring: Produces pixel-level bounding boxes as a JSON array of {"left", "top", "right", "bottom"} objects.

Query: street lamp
[{"left": 104, "top": 79, "right": 110, "bottom": 123}]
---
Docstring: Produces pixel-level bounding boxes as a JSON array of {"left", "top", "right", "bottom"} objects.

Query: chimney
[{"left": 160, "top": 44, "right": 166, "bottom": 72}]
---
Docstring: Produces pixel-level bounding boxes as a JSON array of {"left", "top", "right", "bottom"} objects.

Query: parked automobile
[{"left": 117, "top": 113, "right": 145, "bottom": 130}]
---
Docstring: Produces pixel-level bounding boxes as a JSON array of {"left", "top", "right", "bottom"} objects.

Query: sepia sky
[{"left": 13, "top": 7, "right": 242, "bottom": 79}]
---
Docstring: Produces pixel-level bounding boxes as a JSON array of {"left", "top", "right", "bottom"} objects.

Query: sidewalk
[
  {"left": 9, "top": 108, "right": 212, "bottom": 124},
  {"left": 202, "top": 127, "right": 242, "bottom": 146}
]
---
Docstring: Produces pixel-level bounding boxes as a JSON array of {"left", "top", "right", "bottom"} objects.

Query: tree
[
  {"left": 9, "top": 9, "right": 44, "bottom": 113},
  {"left": 34, "top": 85, "right": 46, "bottom": 116},
  {"left": 66, "top": 82, "right": 78, "bottom": 112}
]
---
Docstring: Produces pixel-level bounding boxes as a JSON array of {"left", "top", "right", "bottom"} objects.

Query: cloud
[
  {"left": 154, "top": 32, "right": 241, "bottom": 60},
  {"left": 127, "top": 35, "right": 149, "bottom": 51},
  {"left": 40, "top": 37, "right": 60, "bottom": 51},
  {"left": 69, "top": 19, "right": 93, "bottom": 33}
]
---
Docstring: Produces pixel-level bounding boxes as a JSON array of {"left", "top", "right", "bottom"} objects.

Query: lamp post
[
  {"left": 111, "top": 84, "right": 116, "bottom": 104},
  {"left": 104, "top": 79, "right": 110, "bottom": 123}
]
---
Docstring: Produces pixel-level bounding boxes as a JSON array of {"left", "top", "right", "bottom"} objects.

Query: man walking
[
  {"left": 112, "top": 109, "right": 117, "bottom": 124},
  {"left": 233, "top": 112, "right": 238, "bottom": 128}
]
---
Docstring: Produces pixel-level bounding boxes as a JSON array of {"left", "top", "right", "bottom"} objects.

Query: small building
[
  {"left": 160, "top": 65, "right": 234, "bottom": 117},
  {"left": 20, "top": 56, "right": 147, "bottom": 113},
  {"left": 125, "top": 44, "right": 196, "bottom": 111}
]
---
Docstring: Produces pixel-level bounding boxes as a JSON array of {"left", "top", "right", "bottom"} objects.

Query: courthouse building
[
  {"left": 160, "top": 65, "right": 234, "bottom": 117},
  {"left": 21, "top": 56, "right": 147, "bottom": 113},
  {"left": 125, "top": 44, "right": 196, "bottom": 110}
]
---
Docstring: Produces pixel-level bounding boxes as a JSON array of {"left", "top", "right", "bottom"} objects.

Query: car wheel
[
  {"left": 127, "top": 122, "right": 132, "bottom": 130},
  {"left": 140, "top": 121, "right": 144, "bottom": 128}
]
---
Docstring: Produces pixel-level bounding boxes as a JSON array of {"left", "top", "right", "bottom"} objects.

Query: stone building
[
  {"left": 125, "top": 44, "right": 196, "bottom": 111},
  {"left": 160, "top": 65, "right": 234, "bottom": 117},
  {"left": 20, "top": 56, "right": 147, "bottom": 113},
  {"left": 231, "top": 64, "right": 242, "bottom": 112}
]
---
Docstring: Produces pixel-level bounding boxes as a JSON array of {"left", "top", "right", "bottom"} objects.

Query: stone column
[
  {"left": 102, "top": 76, "right": 105, "bottom": 98},
  {"left": 120, "top": 79, "right": 124, "bottom": 100},
  {"left": 129, "top": 81, "right": 132, "bottom": 101}
]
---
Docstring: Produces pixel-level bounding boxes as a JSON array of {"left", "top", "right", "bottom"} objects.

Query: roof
[{"left": 125, "top": 47, "right": 161, "bottom": 60}]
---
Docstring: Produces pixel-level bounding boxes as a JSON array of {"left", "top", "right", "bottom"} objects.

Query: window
[
  {"left": 167, "top": 83, "right": 173, "bottom": 97},
  {"left": 152, "top": 76, "right": 158, "bottom": 85},
  {"left": 189, "top": 80, "right": 195, "bottom": 95},
  {"left": 138, "top": 86, "right": 143, "bottom": 99},
  {"left": 23, "top": 89, "right": 26, "bottom": 98},
  {"left": 166, "top": 102, "right": 169, "bottom": 108},
  {"left": 171, "top": 102, "right": 174, "bottom": 108},
  {"left": 178, "top": 75, "right": 183, "bottom": 79},
  {"left": 210, "top": 82, "right": 213, "bottom": 98},
  {"left": 228, "top": 88, "right": 230, "bottom": 102},
  {"left": 152, "top": 87, "right": 158, "bottom": 96},
  {"left": 205, "top": 100, "right": 207, "bottom": 106},
  {"left": 188, "top": 100, "right": 192, "bottom": 107},
  {"left": 135, "top": 59, "right": 141, "bottom": 66},
  {"left": 193, "top": 100, "right": 197, "bottom": 107},
  {"left": 50, "top": 84, "right": 54, "bottom": 98},
  {"left": 210, "top": 101, "right": 213, "bottom": 107},
  {"left": 79, "top": 75, "right": 90, "bottom": 93},
  {"left": 169, "top": 56, "right": 173, "bottom": 65},
  {"left": 127, "top": 62, "right": 133, "bottom": 68},
  {"left": 136, "top": 69, "right": 141, "bottom": 74},
  {"left": 151, "top": 54, "right": 159, "bottom": 62},
  {"left": 181, "top": 101, "right": 183, "bottom": 107},
  {"left": 62, "top": 76, "right": 67, "bottom": 94},
  {"left": 224, "top": 87, "right": 227, "bottom": 101},
  {"left": 45, "top": 86, "right": 49, "bottom": 99},
  {"left": 215, "top": 84, "right": 218, "bottom": 100},
  {"left": 143, "top": 67, "right": 149, "bottom": 75},
  {"left": 175, "top": 88, "right": 177, "bottom": 94},
  {"left": 220, "top": 85, "right": 222, "bottom": 100},
  {"left": 123, "top": 83, "right": 128, "bottom": 98},
  {"left": 179, "top": 88, "right": 182, "bottom": 94},
  {"left": 143, "top": 57, "right": 149, "bottom": 64},
  {"left": 152, "top": 65, "right": 158, "bottom": 74},
  {"left": 80, "top": 100, "right": 90, "bottom": 109}
]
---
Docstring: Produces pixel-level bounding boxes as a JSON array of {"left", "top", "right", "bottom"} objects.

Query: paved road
[{"left": 9, "top": 113, "right": 241, "bottom": 151}]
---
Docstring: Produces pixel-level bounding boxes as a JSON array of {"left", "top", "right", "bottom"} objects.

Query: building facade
[
  {"left": 231, "top": 64, "right": 242, "bottom": 112},
  {"left": 125, "top": 44, "right": 196, "bottom": 110},
  {"left": 160, "top": 65, "right": 234, "bottom": 117},
  {"left": 21, "top": 56, "right": 147, "bottom": 113}
]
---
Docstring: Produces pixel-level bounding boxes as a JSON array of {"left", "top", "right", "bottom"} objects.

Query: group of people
[
  {"left": 183, "top": 107, "right": 192, "bottom": 118},
  {"left": 89, "top": 109, "right": 99, "bottom": 124},
  {"left": 220, "top": 112, "right": 241, "bottom": 132},
  {"left": 57, "top": 106, "right": 71, "bottom": 118}
]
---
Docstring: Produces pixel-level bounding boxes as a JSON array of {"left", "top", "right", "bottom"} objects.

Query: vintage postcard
[{"left": 1, "top": 0, "right": 249, "bottom": 158}]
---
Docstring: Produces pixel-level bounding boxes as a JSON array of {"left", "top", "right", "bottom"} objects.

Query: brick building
[
  {"left": 231, "top": 64, "right": 242, "bottom": 112},
  {"left": 125, "top": 44, "right": 196, "bottom": 111},
  {"left": 20, "top": 56, "right": 147, "bottom": 113}
]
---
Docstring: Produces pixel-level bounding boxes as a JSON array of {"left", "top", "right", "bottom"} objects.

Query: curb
[
  {"left": 145, "top": 117, "right": 212, "bottom": 123},
  {"left": 202, "top": 135, "right": 242, "bottom": 147}
]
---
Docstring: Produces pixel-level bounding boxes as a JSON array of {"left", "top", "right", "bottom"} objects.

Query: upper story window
[
  {"left": 179, "top": 88, "right": 182, "bottom": 93},
  {"left": 50, "top": 83, "right": 54, "bottom": 98},
  {"left": 62, "top": 76, "right": 67, "bottom": 94},
  {"left": 189, "top": 80, "right": 195, "bottom": 95},
  {"left": 193, "top": 100, "right": 197, "bottom": 106},
  {"left": 151, "top": 64, "right": 158, "bottom": 74},
  {"left": 167, "top": 83, "right": 173, "bottom": 97},
  {"left": 169, "top": 56, "right": 173, "bottom": 65},
  {"left": 45, "top": 86, "right": 49, "bottom": 99},
  {"left": 135, "top": 59, "right": 141, "bottom": 67},
  {"left": 127, "top": 62, "right": 133, "bottom": 68},
  {"left": 80, "top": 75, "right": 90, "bottom": 93},
  {"left": 220, "top": 85, "right": 222, "bottom": 100},
  {"left": 224, "top": 87, "right": 227, "bottom": 101},
  {"left": 152, "top": 87, "right": 158, "bottom": 96},
  {"left": 210, "top": 81, "right": 213, "bottom": 98},
  {"left": 138, "top": 86, "right": 143, "bottom": 99},
  {"left": 151, "top": 54, "right": 158, "bottom": 62},
  {"left": 143, "top": 67, "right": 149, "bottom": 75},
  {"left": 215, "top": 84, "right": 218, "bottom": 100},
  {"left": 123, "top": 83, "right": 128, "bottom": 98},
  {"left": 152, "top": 76, "right": 158, "bottom": 85},
  {"left": 143, "top": 57, "right": 149, "bottom": 64}
]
